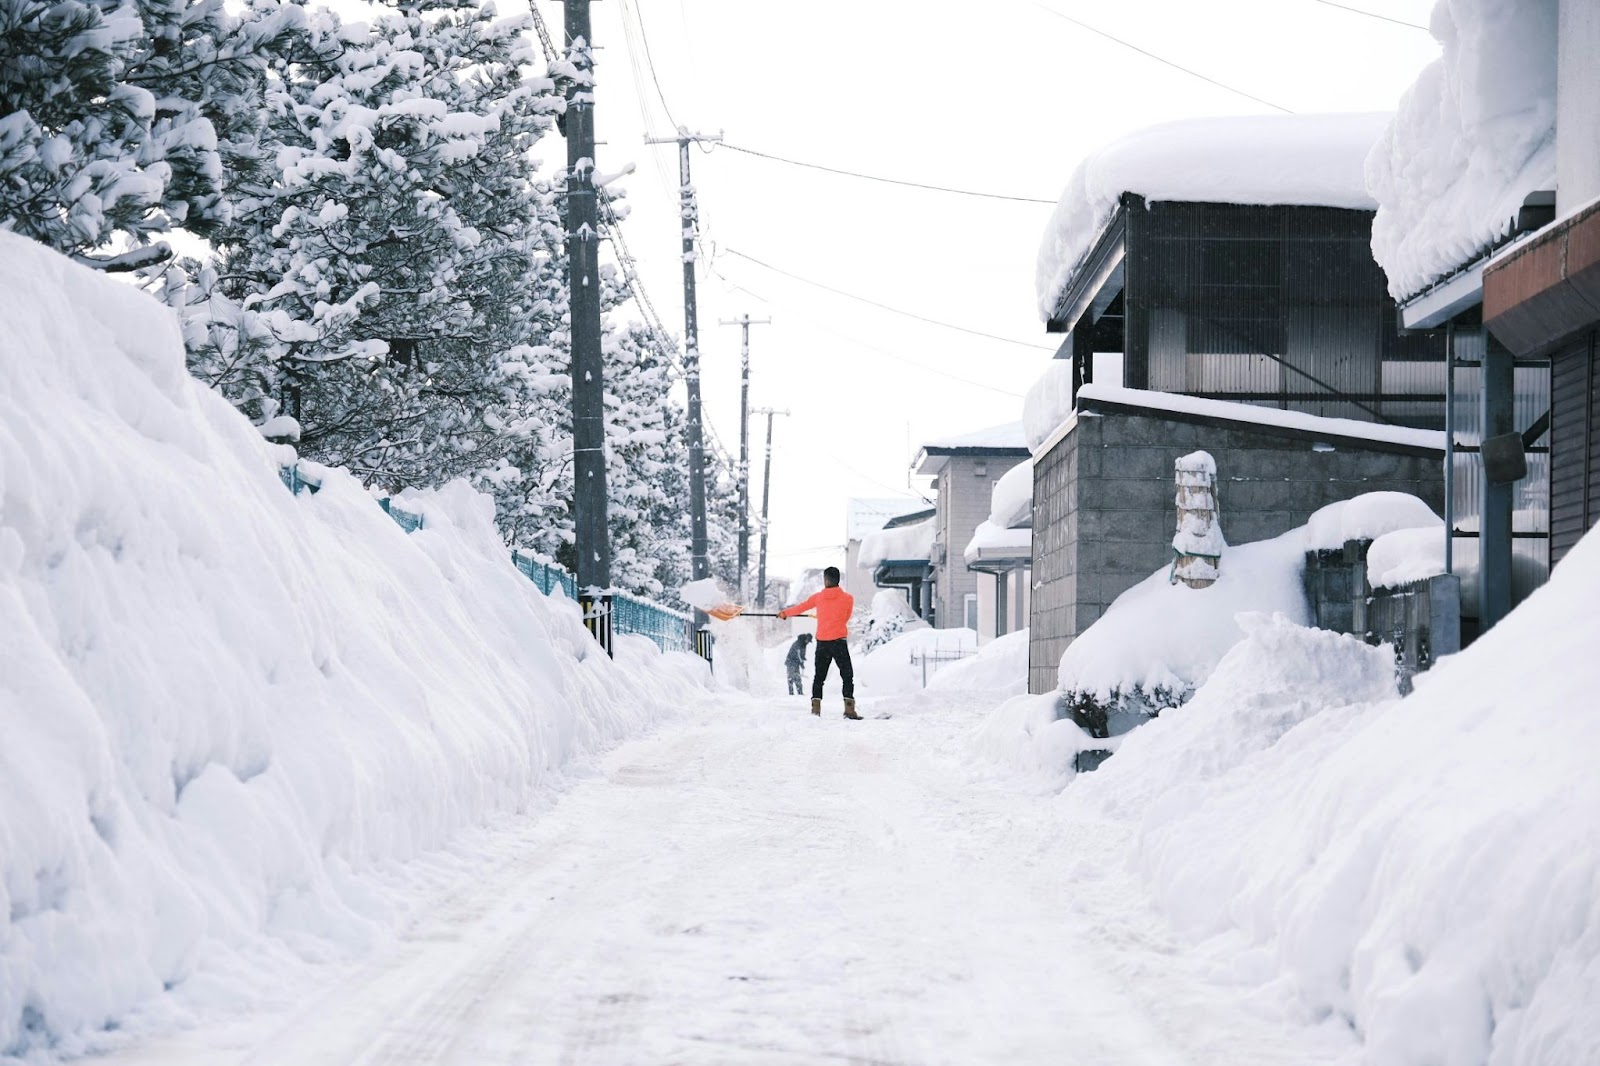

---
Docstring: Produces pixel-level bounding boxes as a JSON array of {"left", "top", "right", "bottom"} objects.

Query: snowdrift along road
[{"left": 0, "top": 233, "right": 711, "bottom": 1057}]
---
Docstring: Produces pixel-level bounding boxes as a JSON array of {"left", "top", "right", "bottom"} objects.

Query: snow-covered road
[{"left": 95, "top": 692, "right": 1353, "bottom": 1066}]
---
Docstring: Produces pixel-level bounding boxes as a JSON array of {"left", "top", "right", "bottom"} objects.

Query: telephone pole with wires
[
  {"left": 644, "top": 127, "right": 721, "bottom": 650},
  {"left": 562, "top": 1, "right": 612, "bottom": 653},
  {"left": 719, "top": 313, "right": 771, "bottom": 599},
  {"left": 753, "top": 406, "right": 790, "bottom": 609}
]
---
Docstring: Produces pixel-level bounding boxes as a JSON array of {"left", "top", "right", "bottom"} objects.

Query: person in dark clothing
[
  {"left": 783, "top": 633, "right": 813, "bottom": 695},
  {"left": 778, "top": 566, "right": 859, "bottom": 719}
]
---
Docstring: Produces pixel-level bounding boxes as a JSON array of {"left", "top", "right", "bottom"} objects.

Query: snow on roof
[
  {"left": 1367, "top": 0, "right": 1557, "bottom": 301},
  {"left": 1024, "top": 360, "right": 1075, "bottom": 455},
  {"left": 846, "top": 497, "right": 932, "bottom": 541},
  {"left": 1036, "top": 113, "right": 1391, "bottom": 321},
  {"left": 920, "top": 420, "right": 1029, "bottom": 452},
  {"left": 990, "top": 459, "right": 1034, "bottom": 529},
  {"left": 857, "top": 518, "right": 935, "bottom": 568},
  {"left": 1304, "top": 492, "right": 1441, "bottom": 552},
  {"left": 964, "top": 520, "right": 1032, "bottom": 565},
  {"left": 1071, "top": 384, "right": 1447, "bottom": 453}
]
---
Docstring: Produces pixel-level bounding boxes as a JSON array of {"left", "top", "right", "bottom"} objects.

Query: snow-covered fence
[
  {"left": 278, "top": 466, "right": 691, "bottom": 654},
  {"left": 1363, "top": 573, "right": 1461, "bottom": 695}
]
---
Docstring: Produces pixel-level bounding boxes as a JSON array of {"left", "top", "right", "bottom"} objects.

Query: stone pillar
[{"left": 1171, "top": 450, "right": 1224, "bottom": 589}]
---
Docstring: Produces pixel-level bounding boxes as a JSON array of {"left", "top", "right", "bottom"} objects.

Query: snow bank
[
  {"left": 1367, "top": 0, "right": 1558, "bottom": 299},
  {"left": 1037, "top": 113, "right": 1391, "bottom": 321},
  {"left": 1058, "top": 529, "right": 1311, "bottom": 701},
  {"left": 1068, "top": 527, "right": 1600, "bottom": 1063},
  {"left": 1304, "top": 491, "right": 1442, "bottom": 551},
  {"left": 857, "top": 518, "right": 934, "bottom": 567},
  {"left": 855, "top": 627, "right": 977, "bottom": 696},
  {"left": 926, "top": 628, "right": 1030, "bottom": 697},
  {"left": 968, "top": 693, "right": 1094, "bottom": 792},
  {"left": 988, "top": 458, "right": 1034, "bottom": 528},
  {"left": 0, "top": 233, "right": 709, "bottom": 1056}
]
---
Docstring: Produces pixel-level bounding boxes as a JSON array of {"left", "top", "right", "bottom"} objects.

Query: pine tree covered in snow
[{"left": 0, "top": 0, "right": 302, "bottom": 266}]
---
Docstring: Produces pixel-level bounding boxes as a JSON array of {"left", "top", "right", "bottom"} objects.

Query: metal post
[
  {"left": 1480, "top": 329, "right": 1514, "bottom": 630},
  {"left": 753, "top": 406, "right": 789, "bottom": 607},
  {"left": 720, "top": 314, "right": 771, "bottom": 599},
  {"left": 645, "top": 129, "right": 721, "bottom": 654},
  {"left": 563, "top": 0, "right": 611, "bottom": 654},
  {"left": 1444, "top": 320, "right": 1455, "bottom": 576}
]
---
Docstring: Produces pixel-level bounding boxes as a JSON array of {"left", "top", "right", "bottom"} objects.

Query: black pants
[{"left": 812, "top": 639, "right": 854, "bottom": 699}]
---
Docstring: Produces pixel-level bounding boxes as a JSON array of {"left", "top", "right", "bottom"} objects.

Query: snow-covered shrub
[{"left": 860, "top": 589, "right": 928, "bottom": 651}]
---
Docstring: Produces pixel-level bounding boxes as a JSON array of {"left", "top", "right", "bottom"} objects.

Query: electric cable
[
  {"left": 721, "top": 248, "right": 1055, "bottom": 352},
  {"left": 715, "top": 142, "right": 1056, "bottom": 205},
  {"left": 1310, "top": 0, "right": 1429, "bottom": 31},
  {"left": 1034, "top": 3, "right": 1294, "bottom": 114}
]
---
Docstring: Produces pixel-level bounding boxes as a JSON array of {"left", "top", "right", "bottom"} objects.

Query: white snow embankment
[
  {"left": 925, "top": 628, "right": 1030, "bottom": 697},
  {"left": 855, "top": 627, "right": 977, "bottom": 696},
  {"left": 0, "top": 233, "right": 709, "bottom": 1058},
  {"left": 1066, "top": 524, "right": 1600, "bottom": 1063},
  {"left": 1058, "top": 529, "right": 1310, "bottom": 700}
]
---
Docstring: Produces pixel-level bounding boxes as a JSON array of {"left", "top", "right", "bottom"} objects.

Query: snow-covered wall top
[
  {"left": 989, "top": 459, "right": 1035, "bottom": 529},
  {"left": 858, "top": 519, "right": 935, "bottom": 568},
  {"left": 1367, "top": 0, "right": 1558, "bottom": 300},
  {"left": 963, "top": 520, "right": 1032, "bottom": 565},
  {"left": 1035, "top": 113, "right": 1391, "bottom": 322},
  {"left": 1023, "top": 361, "right": 1075, "bottom": 455}
]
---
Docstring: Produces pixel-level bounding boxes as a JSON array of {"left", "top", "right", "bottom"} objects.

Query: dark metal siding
[
  {"left": 1551, "top": 331, "right": 1599, "bottom": 564},
  {"left": 1122, "top": 201, "right": 1445, "bottom": 428}
]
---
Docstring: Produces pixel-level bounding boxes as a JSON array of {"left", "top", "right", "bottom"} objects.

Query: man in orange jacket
[{"left": 778, "top": 566, "right": 861, "bottom": 719}]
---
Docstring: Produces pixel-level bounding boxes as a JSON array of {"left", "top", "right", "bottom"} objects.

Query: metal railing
[{"left": 279, "top": 465, "right": 692, "bottom": 654}]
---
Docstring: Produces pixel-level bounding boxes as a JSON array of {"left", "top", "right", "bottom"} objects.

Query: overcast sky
[{"left": 532, "top": 0, "right": 1442, "bottom": 586}]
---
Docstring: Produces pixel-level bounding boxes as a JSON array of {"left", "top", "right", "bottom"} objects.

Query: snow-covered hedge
[{"left": 0, "top": 234, "right": 709, "bottom": 1056}]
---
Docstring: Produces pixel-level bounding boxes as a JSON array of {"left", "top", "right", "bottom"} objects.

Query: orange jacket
[{"left": 780, "top": 586, "right": 854, "bottom": 641}]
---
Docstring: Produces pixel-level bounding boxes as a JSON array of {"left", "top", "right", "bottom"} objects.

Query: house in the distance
[
  {"left": 843, "top": 497, "right": 932, "bottom": 608},
  {"left": 912, "top": 422, "right": 1031, "bottom": 631},
  {"left": 964, "top": 457, "right": 1033, "bottom": 644},
  {"left": 858, "top": 508, "right": 936, "bottom": 621},
  {"left": 1026, "top": 113, "right": 1449, "bottom": 694}
]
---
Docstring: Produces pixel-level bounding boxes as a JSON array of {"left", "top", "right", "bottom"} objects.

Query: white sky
[{"left": 532, "top": 0, "right": 1443, "bottom": 584}]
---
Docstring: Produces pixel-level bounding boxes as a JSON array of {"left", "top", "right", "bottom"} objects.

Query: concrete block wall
[{"left": 1027, "top": 409, "right": 1445, "bottom": 695}]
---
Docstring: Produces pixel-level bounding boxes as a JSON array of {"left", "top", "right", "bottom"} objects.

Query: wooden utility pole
[
  {"left": 719, "top": 313, "right": 771, "bottom": 598},
  {"left": 753, "top": 407, "right": 790, "bottom": 608},
  {"left": 645, "top": 128, "right": 721, "bottom": 647},
  {"left": 563, "top": 0, "right": 611, "bottom": 652}
]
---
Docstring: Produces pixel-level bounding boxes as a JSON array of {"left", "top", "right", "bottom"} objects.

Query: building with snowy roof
[
  {"left": 1024, "top": 113, "right": 1450, "bottom": 693},
  {"left": 842, "top": 497, "right": 934, "bottom": 608},
  {"left": 911, "top": 422, "right": 1030, "bottom": 633},
  {"left": 857, "top": 508, "right": 937, "bottom": 621},
  {"left": 1368, "top": 0, "right": 1574, "bottom": 635}
]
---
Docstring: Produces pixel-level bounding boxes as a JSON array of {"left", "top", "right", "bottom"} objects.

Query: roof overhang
[
  {"left": 1047, "top": 205, "right": 1127, "bottom": 335},
  {"left": 915, "top": 445, "right": 1032, "bottom": 477},
  {"left": 1484, "top": 199, "right": 1600, "bottom": 355},
  {"left": 1399, "top": 258, "right": 1487, "bottom": 330}
]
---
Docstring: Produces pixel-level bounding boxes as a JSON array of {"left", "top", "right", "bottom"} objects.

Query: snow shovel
[{"left": 704, "top": 604, "right": 812, "bottom": 622}]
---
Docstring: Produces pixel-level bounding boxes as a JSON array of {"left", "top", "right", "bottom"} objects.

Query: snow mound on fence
[
  {"left": 926, "top": 628, "right": 1029, "bottom": 696},
  {"left": 0, "top": 232, "right": 710, "bottom": 1057},
  {"left": 855, "top": 627, "right": 977, "bottom": 696},
  {"left": 1069, "top": 531, "right": 1600, "bottom": 1064}
]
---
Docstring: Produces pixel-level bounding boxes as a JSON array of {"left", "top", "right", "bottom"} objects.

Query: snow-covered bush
[{"left": 860, "top": 589, "right": 928, "bottom": 652}]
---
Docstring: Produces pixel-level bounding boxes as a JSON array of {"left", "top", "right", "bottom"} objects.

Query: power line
[
  {"left": 1310, "top": 0, "right": 1429, "bottom": 31},
  {"left": 628, "top": 0, "right": 679, "bottom": 132},
  {"left": 721, "top": 248, "right": 1056, "bottom": 352},
  {"left": 1034, "top": 4, "right": 1294, "bottom": 114},
  {"left": 716, "top": 142, "right": 1056, "bottom": 205},
  {"left": 704, "top": 261, "right": 1029, "bottom": 399}
]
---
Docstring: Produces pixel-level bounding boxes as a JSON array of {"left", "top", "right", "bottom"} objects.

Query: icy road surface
[{"left": 97, "top": 693, "right": 1353, "bottom": 1066}]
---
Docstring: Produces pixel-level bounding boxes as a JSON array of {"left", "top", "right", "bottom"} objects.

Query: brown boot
[
  {"left": 843, "top": 698, "right": 862, "bottom": 720},
  {"left": 810, "top": 698, "right": 822, "bottom": 716}
]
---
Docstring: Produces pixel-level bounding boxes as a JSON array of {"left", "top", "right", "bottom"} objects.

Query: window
[{"left": 963, "top": 593, "right": 978, "bottom": 632}]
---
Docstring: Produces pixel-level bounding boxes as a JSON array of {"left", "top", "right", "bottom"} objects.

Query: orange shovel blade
[{"left": 705, "top": 603, "right": 746, "bottom": 621}]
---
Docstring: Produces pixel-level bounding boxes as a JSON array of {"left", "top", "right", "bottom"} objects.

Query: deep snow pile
[
  {"left": 1036, "top": 113, "right": 1389, "bottom": 321},
  {"left": 1063, "top": 528, "right": 1600, "bottom": 1063},
  {"left": 1057, "top": 529, "right": 1310, "bottom": 702},
  {"left": 0, "top": 234, "right": 709, "bottom": 1056},
  {"left": 925, "top": 628, "right": 1029, "bottom": 697},
  {"left": 1366, "top": 0, "right": 1558, "bottom": 299},
  {"left": 855, "top": 627, "right": 977, "bottom": 696}
]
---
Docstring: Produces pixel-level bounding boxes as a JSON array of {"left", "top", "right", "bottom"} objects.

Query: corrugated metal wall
[
  {"left": 1123, "top": 201, "right": 1446, "bottom": 428},
  {"left": 1551, "top": 330, "right": 1599, "bottom": 563}
]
